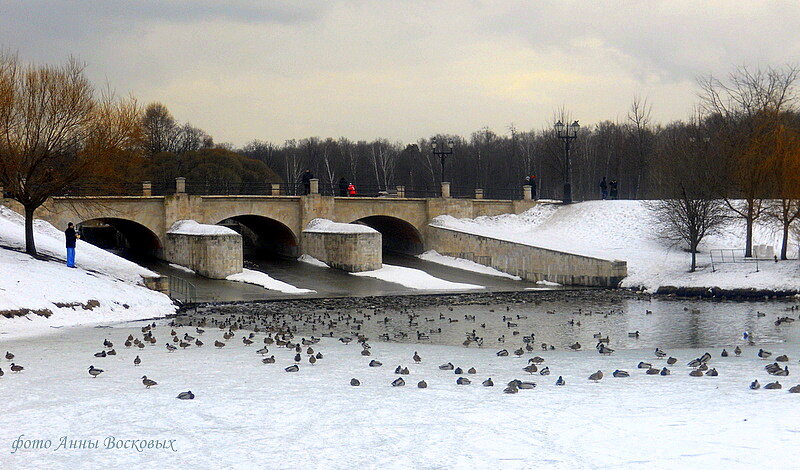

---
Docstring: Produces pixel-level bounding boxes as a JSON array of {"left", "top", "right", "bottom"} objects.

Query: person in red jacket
[{"left": 347, "top": 183, "right": 357, "bottom": 197}]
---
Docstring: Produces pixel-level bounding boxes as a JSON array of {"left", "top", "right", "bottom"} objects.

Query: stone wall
[
  {"left": 426, "top": 226, "right": 627, "bottom": 287},
  {"left": 301, "top": 231, "right": 382, "bottom": 272},
  {"left": 164, "top": 232, "right": 243, "bottom": 279}
]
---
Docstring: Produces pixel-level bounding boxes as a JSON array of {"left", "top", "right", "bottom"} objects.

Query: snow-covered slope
[
  {"left": 0, "top": 206, "right": 175, "bottom": 338},
  {"left": 432, "top": 200, "right": 800, "bottom": 292}
]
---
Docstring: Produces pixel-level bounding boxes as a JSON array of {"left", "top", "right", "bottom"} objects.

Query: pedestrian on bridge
[
  {"left": 599, "top": 177, "right": 608, "bottom": 200},
  {"left": 338, "top": 177, "right": 349, "bottom": 197},
  {"left": 301, "top": 169, "right": 314, "bottom": 195},
  {"left": 65, "top": 222, "right": 80, "bottom": 268},
  {"left": 347, "top": 183, "right": 357, "bottom": 197}
]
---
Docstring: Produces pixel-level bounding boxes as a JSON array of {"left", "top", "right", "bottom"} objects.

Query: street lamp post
[
  {"left": 431, "top": 138, "right": 455, "bottom": 185},
  {"left": 554, "top": 120, "right": 580, "bottom": 204}
]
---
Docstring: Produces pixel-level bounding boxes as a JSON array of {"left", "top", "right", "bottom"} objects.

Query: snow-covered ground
[
  {"left": 0, "top": 317, "right": 798, "bottom": 469},
  {"left": 0, "top": 206, "right": 175, "bottom": 339},
  {"left": 432, "top": 200, "right": 800, "bottom": 292},
  {"left": 419, "top": 250, "right": 522, "bottom": 280},
  {"left": 167, "top": 219, "right": 237, "bottom": 236},
  {"left": 352, "top": 264, "right": 484, "bottom": 290},
  {"left": 226, "top": 268, "right": 315, "bottom": 294}
]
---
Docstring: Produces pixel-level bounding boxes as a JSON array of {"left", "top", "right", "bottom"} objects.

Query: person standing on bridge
[
  {"left": 599, "top": 177, "right": 608, "bottom": 200},
  {"left": 300, "top": 169, "right": 314, "bottom": 195},
  {"left": 65, "top": 222, "right": 80, "bottom": 268},
  {"left": 338, "top": 177, "right": 349, "bottom": 197},
  {"left": 347, "top": 182, "right": 357, "bottom": 197}
]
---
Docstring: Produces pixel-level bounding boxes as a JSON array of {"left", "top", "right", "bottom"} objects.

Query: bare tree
[
  {"left": 648, "top": 123, "right": 728, "bottom": 272},
  {"left": 0, "top": 53, "right": 142, "bottom": 255},
  {"left": 763, "top": 122, "right": 800, "bottom": 259},
  {"left": 627, "top": 95, "right": 652, "bottom": 198},
  {"left": 698, "top": 64, "right": 800, "bottom": 256}
]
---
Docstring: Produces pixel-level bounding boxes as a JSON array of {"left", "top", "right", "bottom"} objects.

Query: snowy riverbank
[
  {"left": 0, "top": 206, "right": 175, "bottom": 339},
  {"left": 432, "top": 200, "right": 800, "bottom": 294}
]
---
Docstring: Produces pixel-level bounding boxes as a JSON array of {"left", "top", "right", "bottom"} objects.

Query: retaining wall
[{"left": 164, "top": 232, "right": 243, "bottom": 279}]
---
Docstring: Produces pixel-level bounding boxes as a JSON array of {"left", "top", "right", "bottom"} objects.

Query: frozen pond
[{"left": 1, "top": 295, "right": 799, "bottom": 469}]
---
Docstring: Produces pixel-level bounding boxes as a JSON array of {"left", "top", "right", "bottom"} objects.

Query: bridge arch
[
  {"left": 217, "top": 215, "right": 299, "bottom": 259},
  {"left": 77, "top": 217, "right": 162, "bottom": 258},
  {"left": 352, "top": 215, "right": 424, "bottom": 255}
]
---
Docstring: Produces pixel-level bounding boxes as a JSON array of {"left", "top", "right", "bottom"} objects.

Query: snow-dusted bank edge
[
  {"left": 226, "top": 269, "right": 315, "bottom": 294},
  {"left": 352, "top": 264, "right": 484, "bottom": 291},
  {"left": 418, "top": 250, "right": 522, "bottom": 280},
  {"left": 0, "top": 206, "right": 176, "bottom": 339},
  {"left": 431, "top": 200, "right": 800, "bottom": 296}
]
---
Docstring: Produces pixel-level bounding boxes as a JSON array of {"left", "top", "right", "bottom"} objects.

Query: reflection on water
[{"left": 188, "top": 297, "right": 800, "bottom": 351}]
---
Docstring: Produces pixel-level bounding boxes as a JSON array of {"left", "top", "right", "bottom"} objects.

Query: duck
[
  {"left": 764, "top": 381, "right": 782, "bottom": 390},
  {"left": 758, "top": 348, "right": 772, "bottom": 359},
  {"left": 256, "top": 346, "right": 269, "bottom": 355},
  {"left": 141, "top": 376, "right": 157, "bottom": 388},
  {"left": 569, "top": 342, "right": 581, "bottom": 351},
  {"left": 788, "top": 385, "right": 800, "bottom": 393},
  {"left": 654, "top": 348, "right": 666, "bottom": 358},
  {"left": 94, "top": 350, "right": 107, "bottom": 358},
  {"left": 88, "top": 365, "right": 104, "bottom": 378},
  {"left": 734, "top": 346, "right": 742, "bottom": 356},
  {"left": 391, "top": 377, "right": 405, "bottom": 387},
  {"left": 103, "top": 339, "right": 113, "bottom": 348},
  {"left": 482, "top": 378, "right": 494, "bottom": 387},
  {"left": 166, "top": 343, "right": 177, "bottom": 352},
  {"left": 438, "top": 362, "right": 454, "bottom": 370},
  {"left": 176, "top": 391, "right": 195, "bottom": 400},
  {"left": 750, "top": 379, "right": 760, "bottom": 390},
  {"left": 529, "top": 356, "right": 545, "bottom": 364},
  {"left": 523, "top": 364, "right": 538, "bottom": 374},
  {"left": 666, "top": 357, "right": 677, "bottom": 365},
  {"left": 496, "top": 349, "right": 509, "bottom": 357},
  {"left": 262, "top": 356, "right": 276, "bottom": 364},
  {"left": 776, "top": 355, "right": 789, "bottom": 362},
  {"left": 646, "top": 367, "right": 660, "bottom": 375},
  {"left": 612, "top": 370, "right": 629, "bottom": 378},
  {"left": 721, "top": 349, "right": 729, "bottom": 357},
  {"left": 214, "top": 340, "right": 226, "bottom": 348},
  {"left": 518, "top": 381, "right": 536, "bottom": 389},
  {"left": 514, "top": 348, "right": 524, "bottom": 357},
  {"left": 417, "top": 380, "right": 428, "bottom": 388},
  {"left": 705, "top": 368, "right": 719, "bottom": 376},
  {"left": 597, "top": 343, "right": 614, "bottom": 355},
  {"left": 628, "top": 331, "right": 640, "bottom": 338},
  {"left": 294, "top": 353, "right": 302, "bottom": 363},
  {"left": 369, "top": 360, "right": 383, "bottom": 367},
  {"left": 539, "top": 366, "right": 550, "bottom": 376},
  {"left": 456, "top": 377, "right": 471, "bottom": 385},
  {"left": 588, "top": 370, "right": 603, "bottom": 381},
  {"left": 503, "top": 385, "right": 519, "bottom": 394},
  {"left": 5, "top": 351, "right": 14, "bottom": 360},
  {"left": 0, "top": 368, "right": 3, "bottom": 377},
  {"left": 10, "top": 363, "right": 23, "bottom": 373},
  {"left": 637, "top": 362, "right": 652, "bottom": 369},
  {"left": 467, "top": 367, "right": 477, "bottom": 374},
  {"left": 285, "top": 365, "right": 299, "bottom": 372},
  {"left": 413, "top": 352, "right": 421, "bottom": 363},
  {"left": 454, "top": 367, "right": 463, "bottom": 374},
  {"left": 774, "top": 366, "right": 789, "bottom": 376},
  {"left": 308, "top": 355, "right": 317, "bottom": 365},
  {"left": 660, "top": 367, "right": 670, "bottom": 376},
  {"left": 689, "top": 369, "right": 704, "bottom": 377},
  {"left": 350, "top": 378, "right": 360, "bottom": 386},
  {"left": 555, "top": 376, "right": 565, "bottom": 386},
  {"left": 133, "top": 355, "right": 141, "bottom": 366}
]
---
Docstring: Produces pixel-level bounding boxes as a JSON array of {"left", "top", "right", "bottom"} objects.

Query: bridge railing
[{"left": 50, "top": 179, "right": 532, "bottom": 200}]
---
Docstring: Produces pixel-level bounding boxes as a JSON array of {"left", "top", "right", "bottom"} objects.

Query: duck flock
[{"left": 3, "top": 302, "right": 800, "bottom": 397}]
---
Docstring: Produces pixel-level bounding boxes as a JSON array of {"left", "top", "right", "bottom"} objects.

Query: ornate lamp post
[
  {"left": 431, "top": 138, "right": 455, "bottom": 185},
  {"left": 554, "top": 120, "right": 580, "bottom": 204}
]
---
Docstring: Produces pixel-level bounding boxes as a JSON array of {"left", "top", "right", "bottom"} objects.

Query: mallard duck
[
  {"left": 612, "top": 370, "right": 629, "bottom": 378},
  {"left": 776, "top": 355, "right": 789, "bottom": 362},
  {"left": 141, "top": 376, "right": 157, "bottom": 388},
  {"left": 413, "top": 351, "right": 421, "bottom": 363},
  {"left": 555, "top": 376, "right": 565, "bottom": 386},
  {"left": 569, "top": 342, "right": 581, "bottom": 351},
  {"left": 689, "top": 369, "right": 704, "bottom": 377},
  {"left": 10, "top": 363, "right": 23, "bottom": 373},
  {"left": 529, "top": 356, "right": 545, "bottom": 364},
  {"left": 454, "top": 367, "right": 463, "bottom": 374},
  {"left": 94, "top": 351, "right": 107, "bottom": 358},
  {"left": 439, "top": 362, "right": 454, "bottom": 370},
  {"left": 588, "top": 370, "right": 603, "bottom": 381},
  {"left": 539, "top": 366, "right": 550, "bottom": 376},
  {"left": 467, "top": 367, "right": 476, "bottom": 374},
  {"left": 523, "top": 364, "right": 538, "bottom": 374},
  {"left": 638, "top": 362, "right": 652, "bottom": 369},
  {"left": 133, "top": 355, "right": 141, "bottom": 366},
  {"left": 456, "top": 377, "right": 471, "bottom": 385},
  {"left": 750, "top": 379, "right": 760, "bottom": 390},
  {"left": 482, "top": 378, "right": 494, "bottom": 387},
  {"left": 350, "top": 378, "right": 360, "bottom": 386},
  {"left": 214, "top": 340, "right": 225, "bottom": 348},
  {"left": 5, "top": 351, "right": 14, "bottom": 360},
  {"left": 721, "top": 349, "right": 729, "bottom": 357},
  {"left": 646, "top": 367, "right": 659, "bottom": 375},
  {"left": 166, "top": 343, "right": 177, "bottom": 352},
  {"left": 660, "top": 367, "right": 670, "bottom": 376},
  {"left": 764, "top": 381, "right": 782, "bottom": 390},
  {"left": 666, "top": 357, "right": 677, "bottom": 365},
  {"left": 417, "top": 380, "right": 428, "bottom": 388},
  {"left": 369, "top": 360, "right": 382, "bottom": 367},
  {"left": 177, "top": 391, "right": 195, "bottom": 400},
  {"left": 496, "top": 349, "right": 509, "bottom": 357},
  {"left": 88, "top": 365, "right": 103, "bottom": 378},
  {"left": 285, "top": 365, "right": 299, "bottom": 372},
  {"left": 518, "top": 381, "right": 536, "bottom": 389},
  {"left": 758, "top": 349, "right": 772, "bottom": 359},
  {"left": 392, "top": 377, "right": 405, "bottom": 387},
  {"left": 788, "top": 385, "right": 800, "bottom": 393},
  {"left": 734, "top": 346, "right": 742, "bottom": 356}
]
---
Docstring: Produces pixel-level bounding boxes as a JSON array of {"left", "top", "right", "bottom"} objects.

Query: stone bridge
[{"left": 2, "top": 179, "right": 627, "bottom": 287}]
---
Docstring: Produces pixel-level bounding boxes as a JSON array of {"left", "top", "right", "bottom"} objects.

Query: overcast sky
[{"left": 2, "top": 1, "right": 799, "bottom": 145}]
